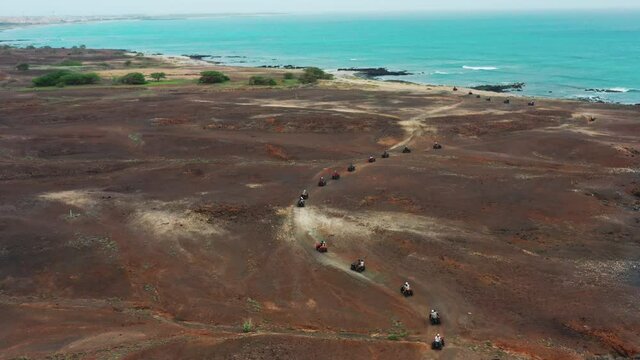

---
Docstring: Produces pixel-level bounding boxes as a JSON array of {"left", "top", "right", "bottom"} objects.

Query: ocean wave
[
  {"left": 463, "top": 65, "right": 498, "bottom": 71},
  {"left": 432, "top": 71, "right": 450, "bottom": 75},
  {"left": 585, "top": 87, "right": 636, "bottom": 93}
]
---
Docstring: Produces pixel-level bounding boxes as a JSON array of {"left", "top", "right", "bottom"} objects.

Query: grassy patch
[
  {"left": 128, "top": 133, "right": 144, "bottom": 145},
  {"left": 386, "top": 320, "right": 408, "bottom": 341},
  {"left": 246, "top": 297, "right": 262, "bottom": 313},
  {"left": 242, "top": 318, "right": 255, "bottom": 333},
  {"left": 57, "top": 60, "right": 83, "bottom": 66},
  {"left": 145, "top": 78, "right": 194, "bottom": 87},
  {"left": 66, "top": 233, "right": 118, "bottom": 256}
]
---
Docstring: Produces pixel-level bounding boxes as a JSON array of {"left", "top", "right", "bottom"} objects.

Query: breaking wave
[{"left": 463, "top": 65, "right": 498, "bottom": 71}]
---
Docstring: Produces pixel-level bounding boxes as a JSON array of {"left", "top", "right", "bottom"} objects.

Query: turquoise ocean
[{"left": 2, "top": 11, "right": 640, "bottom": 103}]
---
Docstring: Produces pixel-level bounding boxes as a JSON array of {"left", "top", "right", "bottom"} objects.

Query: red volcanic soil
[{"left": 0, "top": 48, "right": 639, "bottom": 359}]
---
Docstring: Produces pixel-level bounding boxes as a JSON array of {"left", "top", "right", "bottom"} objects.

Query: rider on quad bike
[
  {"left": 347, "top": 163, "right": 356, "bottom": 172},
  {"left": 350, "top": 259, "right": 365, "bottom": 272},
  {"left": 368, "top": 155, "right": 376, "bottom": 163},
  {"left": 332, "top": 170, "right": 340, "bottom": 180},
  {"left": 297, "top": 196, "right": 305, "bottom": 207},
  {"left": 402, "top": 146, "right": 411, "bottom": 153},
  {"left": 429, "top": 309, "right": 441, "bottom": 325},
  {"left": 432, "top": 333, "right": 445, "bottom": 350},
  {"left": 400, "top": 281, "right": 413, "bottom": 296},
  {"left": 432, "top": 142, "right": 442, "bottom": 150},
  {"left": 315, "top": 240, "right": 328, "bottom": 253},
  {"left": 381, "top": 150, "right": 390, "bottom": 158},
  {"left": 318, "top": 176, "right": 327, "bottom": 187},
  {"left": 301, "top": 189, "right": 309, "bottom": 200}
]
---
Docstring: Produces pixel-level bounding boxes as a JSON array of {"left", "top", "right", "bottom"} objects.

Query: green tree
[
  {"left": 249, "top": 76, "right": 277, "bottom": 86},
  {"left": 32, "top": 70, "right": 100, "bottom": 87},
  {"left": 150, "top": 72, "right": 167, "bottom": 82},
  {"left": 298, "top": 67, "right": 333, "bottom": 84},
  {"left": 32, "top": 70, "right": 72, "bottom": 87},
  {"left": 199, "top": 71, "right": 230, "bottom": 84},
  {"left": 118, "top": 72, "right": 147, "bottom": 85},
  {"left": 16, "top": 63, "right": 29, "bottom": 71}
]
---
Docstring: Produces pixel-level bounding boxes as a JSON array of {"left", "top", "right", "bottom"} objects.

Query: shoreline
[
  {"left": 1, "top": 35, "right": 637, "bottom": 106},
  {"left": 147, "top": 52, "right": 640, "bottom": 107}
]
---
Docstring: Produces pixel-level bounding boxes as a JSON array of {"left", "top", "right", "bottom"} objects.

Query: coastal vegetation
[
  {"left": 248, "top": 76, "right": 277, "bottom": 86},
  {"left": 298, "top": 67, "right": 333, "bottom": 84},
  {"left": 117, "top": 72, "right": 147, "bottom": 85},
  {"left": 199, "top": 71, "right": 230, "bottom": 84},
  {"left": 150, "top": 72, "right": 167, "bottom": 82},
  {"left": 32, "top": 70, "right": 100, "bottom": 87},
  {"left": 283, "top": 72, "right": 295, "bottom": 80},
  {"left": 58, "top": 60, "right": 83, "bottom": 66},
  {"left": 16, "top": 63, "right": 29, "bottom": 71}
]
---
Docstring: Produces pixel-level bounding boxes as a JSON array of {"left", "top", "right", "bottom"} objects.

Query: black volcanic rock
[
  {"left": 337, "top": 67, "right": 412, "bottom": 78},
  {"left": 472, "top": 83, "right": 525, "bottom": 93}
]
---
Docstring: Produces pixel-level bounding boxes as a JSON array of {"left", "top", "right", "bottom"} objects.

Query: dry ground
[{"left": 0, "top": 48, "right": 639, "bottom": 359}]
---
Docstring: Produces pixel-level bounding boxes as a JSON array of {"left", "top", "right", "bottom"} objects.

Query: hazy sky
[{"left": 2, "top": 0, "right": 639, "bottom": 16}]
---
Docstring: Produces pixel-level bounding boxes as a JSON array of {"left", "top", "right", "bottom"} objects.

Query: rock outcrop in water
[
  {"left": 471, "top": 83, "right": 525, "bottom": 93},
  {"left": 182, "top": 54, "right": 211, "bottom": 60},
  {"left": 337, "top": 67, "right": 412, "bottom": 79}
]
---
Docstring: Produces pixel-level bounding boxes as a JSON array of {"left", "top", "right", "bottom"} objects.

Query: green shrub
[
  {"left": 32, "top": 70, "right": 72, "bottom": 86},
  {"left": 298, "top": 67, "right": 333, "bottom": 84},
  {"left": 150, "top": 72, "right": 167, "bottom": 82},
  {"left": 32, "top": 70, "right": 100, "bottom": 87},
  {"left": 16, "top": 63, "right": 29, "bottom": 71},
  {"left": 283, "top": 72, "right": 295, "bottom": 80},
  {"left": 199, "top": 71, "right": 230, "bottom": 84},
  {"left": 124, "top": 60, "right": 132, "bottom": 67},
  {"left": 59, "top": 73, "right": 100, "bottom": 85},
  {"left": 117, "top": 72, "right": 147, "bottom": 85},
  {"left": 58, "top": 60, "right": 83, "bottom": 66},
  {"left": 249, "top": 76, "right": 276, "bottom": 86},
  {"left": 242, "top": 319, "right": 254, "bottom": 333}
]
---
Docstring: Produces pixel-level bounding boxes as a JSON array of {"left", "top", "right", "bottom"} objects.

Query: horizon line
[{"left": 2, "top": 7, "right": 640, "bottom": 18}]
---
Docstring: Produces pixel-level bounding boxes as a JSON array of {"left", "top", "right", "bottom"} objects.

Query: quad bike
[
  {"left": 528, "top": 101, "right": 535, "bottom": 106},
  {"left": 297, "top": 198, "right": 306, "bottom": 208},
  {"left": 431, "top": 339, "right": 445, "bottom": 350},
  {"left": 331, "top": 171, "right": 340, "bottom": 180},
  {"left": 429, "top": 313, "right": 441, "bottom": 325},
  {"left": 504, "top": 99, "right": 510, "bottom": 104},
  {"left": 350, "top": 261, "right": 365, "bottom": 273},
  {"left": 402, "top": 146, "right": 411, "bottom": 154},
  {"left": 368, "top": 156, "right": 376, "bottom": 163},
  {"left": 315, "top": 243, "right": 328, "bottom": 253},
  {"left": 300, "top": 190, "right": 309, "bottom": 200},
  {"left": 453, "top": 86, "right": 458, "bottom": 91},
  {"left": 318, "top": 177, "right": 327, "bottom": 187},
  {"left": 433, "top": 143, "right": 442, "bottom": 150},
  {"left": 400, "top": 285, "right": 413, "bottom": 297},
  {"left": 381, "top": 151, "right": 390, "bottom": 158},
  {"left": 347, "top": 164, "right": 356, "bottom": 172}
]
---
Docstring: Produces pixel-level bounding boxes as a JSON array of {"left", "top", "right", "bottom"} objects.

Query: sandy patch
[
  {"left": 61, "top": 331, "right": 147, "bottom": 352},
  {"left": 293, "top": 206, "right": 478, "bottom": 242},
  {"left": 39, "top": 190, "right": 102, "bottom": 209},
  {"left": 129, "top": 208, "right": 226, "bottom": 239}
]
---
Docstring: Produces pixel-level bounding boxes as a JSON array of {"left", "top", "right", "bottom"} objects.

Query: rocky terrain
[{"left": 0, "top": 48, "right": 639, "bottom": 359}]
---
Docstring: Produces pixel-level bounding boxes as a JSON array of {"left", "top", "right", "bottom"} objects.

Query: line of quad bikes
[{"left": 296, "top": 142, "right": 447, "bottom": 350}]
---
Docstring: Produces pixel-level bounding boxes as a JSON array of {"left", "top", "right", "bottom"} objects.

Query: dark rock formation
[
  {"left": 183, "top": 54, "right": 211, "bottom": 60},
  {"left": 472, "top": 83, "right": 525, "bottom": 93},
  {"left": 337, "top": 67, "right": 412, "bottom": 79}
]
